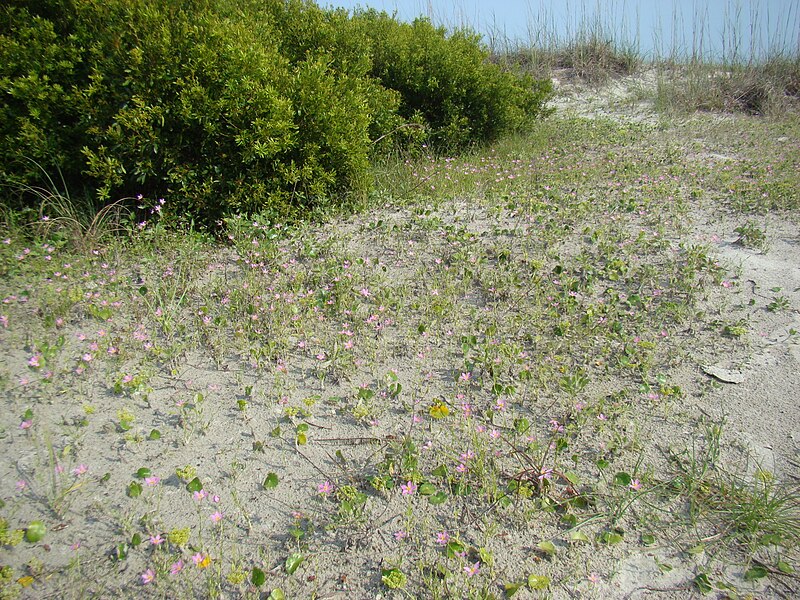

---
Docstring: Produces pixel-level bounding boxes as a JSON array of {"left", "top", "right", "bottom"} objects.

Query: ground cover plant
[
  {"left": 1, "top": 83, "right": 799, "bottom": 598},
  {"left": 2, "top": 2, "right": 800, "bottom": 599}
]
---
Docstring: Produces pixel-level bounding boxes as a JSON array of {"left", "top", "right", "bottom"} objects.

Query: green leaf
[
  {"left": 536, "top": 540, "right": 556, "bottom": 556},
  {"left": 113, "top": 542, "right": 128, "bottom": 561},
  {"left": 694, "top": 573, "right": 713, "bottom": 594},
  {"left": 268, "top": 589, "right": 285, "bottom": 600},
  {"left": 445, "top": 540, "right": 465, "bottom": 559},
  {"left": 186, "top": 477, "right": 203, "bottom": 493},
  {"left": 251, "top": 567, "right": 266, "bottom": 586},
  {"left": 25, "top": 521, "right": 46, "bottom": 543},
  {"left": 127, "top": 481, "right": 142, "bottom": 498},
  {"left": 569, "top": 530, "right": 589, "bottom": 543},
  {"left": 428, "top": 491, "right": 448, "bottom": 505},
  {"left": 656, "top": 561, "right": 673, "bottom": 573},
  {"left": 777, "top": 561, "right": 794, "bottom": 574},
  {"left": 130, "top": 533, "right": 142, "bottom": 547},
  {"left": 641, "top": 533, "right": 656, "bottom": 546},
  {"left": 600, "top": 531, "right": 624, "bottom": 545},
  {"left": 148, "top": 429, "right": 161, "bottom": 440},
  {"left": 561, "top": 513, "right": 577, "bottom": 526},
  {"left": 381, "top": 568, "right": 407, "bottom": 589},
  {"left": 527, "top": 574, "right": 551, "bottom": 590},
  {"left": 135, "top": 467, "right": 151, "bottom": 479},
  {"left": 687, "top": 543, "right": 705, "bottom": 555},
  {"left": 504, "top": 581, "right": 524, "bottom": 596},
  {"left": 431, "top": 464, "right": 448, "bottom": 478},
  {"left": 285, "top": 553, "right": 304, "bottom": 574},
  {"left": 743, "top": 566, "right": 768, "bottom": 582},
  {"left": 596, "top": 458, "right": 609, "bottom": 470},
  {"left": 613, "top": 472, "right": 632, "bottom": 486},
  {"left": 296, "top": 432, "right": 307, "bottom": 445},
  {"left": 263, "top": 473, "right": 279, "bottom": 489},
  {"left": 270, "top": 426, "right": 281, "bottom": 437},
  {"left": 418, "top": 483, "right": 436, "bottom": 496}
]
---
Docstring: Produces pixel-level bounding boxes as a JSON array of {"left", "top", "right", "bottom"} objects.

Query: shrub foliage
[{"left": 0, "top": 0, "right": 551, "bottom": 227}]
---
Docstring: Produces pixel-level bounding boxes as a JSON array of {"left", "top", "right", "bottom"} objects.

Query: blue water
[{"left": 327, "top": 0, "right": 800, "bottom": 60}]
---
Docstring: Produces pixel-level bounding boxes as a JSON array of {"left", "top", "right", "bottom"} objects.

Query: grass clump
[{"left": 653, "top": 59, "right": 800, "bottom": 116}]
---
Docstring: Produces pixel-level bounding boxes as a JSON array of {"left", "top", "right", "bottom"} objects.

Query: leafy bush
[
  {"left": 1, "top": 0, "right": 551, "bottom": 229},
  {"left": 355, "top": 10, "right": 553, "bottom": 150}
]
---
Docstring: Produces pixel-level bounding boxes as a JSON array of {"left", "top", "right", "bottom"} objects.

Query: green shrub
[
  {"left": 355, "top": 10, "right": 553, "bottom": 150},
  {"left": 1, "top": 0, "right": 550, "bottom": 228}
]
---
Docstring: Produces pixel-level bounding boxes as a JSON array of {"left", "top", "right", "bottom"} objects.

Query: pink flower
[
  {"left": 459, "top": 372, "right": 471, "bottom": 382},
  {"left": 588, "top": 572, "right": 602, "bottom": 584},
  {"left": 210, "top": 511, "right": 223, "bottom": 524},
  {"left": 19, "top": 420, "right": 32, "bottom": 430},
  {"left": 317, "top": 481, "right": 334, "bottom": 496},
  {"left": 193, "top": 490, "right": 208, "bottom": 502},
  {"left": 149, "top": 534, "right": 164, "bottom": 545},
  {"left": 191, "top": 552, "right": 206, "bottom": 566},
  {"left": 464, "top": 562, "right": 480, "bottom": 577},
  {"left": 393, "top": 530, "right": 409, "bottom": 541},
  {"left": 435, "top": 531, "right": 450, "bottom": 545},
  {"left": 170, "top": 560, "right": 184, "bottom": 575},
  {"left": 629, "top": 479, "right": 642, "bottom": 491},
  {"left": 15, "top": 480, "right": 26, "bottom": 491},
  {"left": 141, "top": 568, "right": 155, "bottom": 584},
  {"left": 400, "top": 481, "right": 417, "bottom": 496},
  {"left": 28, "top": 355, "right": 41, "bottom": 368},
  {"left": 71, "top": 464, "right": 88, "bottom": 476}
]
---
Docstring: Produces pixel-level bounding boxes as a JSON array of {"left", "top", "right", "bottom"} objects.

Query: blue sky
[{"left": 325, "top": 0, "right": 800, "bottom": 59}]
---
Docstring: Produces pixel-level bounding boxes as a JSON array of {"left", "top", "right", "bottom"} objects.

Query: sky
[{"left": 325, "top": 0, "right": 800, "bottom": 60}]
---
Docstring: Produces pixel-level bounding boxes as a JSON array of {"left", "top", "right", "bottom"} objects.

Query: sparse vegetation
[{"left": 1, "top": 1, "right": 799, "bottom": 598}]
